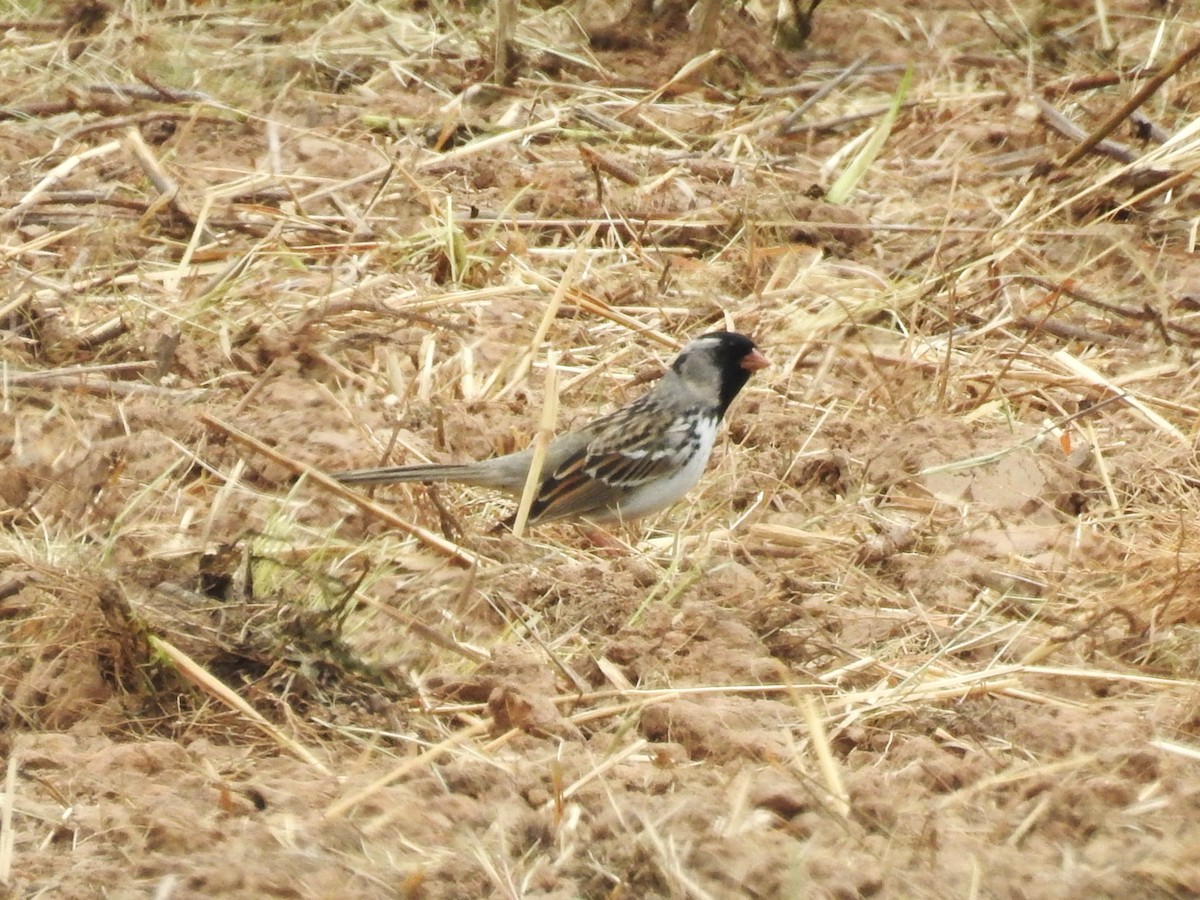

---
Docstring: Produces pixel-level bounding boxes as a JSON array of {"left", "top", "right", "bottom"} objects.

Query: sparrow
[{"left": 333, "top": 331, "right": 768, "bottom": 525}]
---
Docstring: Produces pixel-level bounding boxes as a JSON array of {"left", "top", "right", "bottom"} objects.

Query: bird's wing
[{"left": 529, "top": 398, "right": 704, "bottom": 522}]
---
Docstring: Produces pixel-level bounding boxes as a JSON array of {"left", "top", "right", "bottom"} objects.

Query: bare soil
[{"left": 5, "top": 1, "right": 1200, "bottom": 898}]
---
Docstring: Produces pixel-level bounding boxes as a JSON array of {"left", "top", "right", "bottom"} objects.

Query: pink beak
[{"left": 741, "top": 348, "right": 770, "bottom": 371}]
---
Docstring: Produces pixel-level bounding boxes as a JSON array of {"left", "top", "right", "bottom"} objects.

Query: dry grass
[{"left": 5, "top": 0, "right": 1200, "bottom": 897}]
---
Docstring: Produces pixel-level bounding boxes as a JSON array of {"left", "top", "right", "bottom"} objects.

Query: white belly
[{"left": 606, "top": 415, "right": 719, "bottom": 522}]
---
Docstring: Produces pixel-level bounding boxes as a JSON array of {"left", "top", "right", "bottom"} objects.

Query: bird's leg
[{"left": 426, "top": 485, "right": 466, "bottom": 542}]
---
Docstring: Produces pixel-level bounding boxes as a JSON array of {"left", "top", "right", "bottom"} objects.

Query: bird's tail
[{"left": 333, "top": 463, "right": 506, "bottom": 488}]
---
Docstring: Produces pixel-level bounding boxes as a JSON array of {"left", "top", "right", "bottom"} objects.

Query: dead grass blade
[
  {"left": 1058, "top": 35, "right": 1200, "bottom": 167},
  {"left": 617, "top": 49, "right": 722, "bottom": 121},
  {"left": 512, "top": 349, "right": 559, "bottom": 537},
  {"left": 1050, "top": 349, "right": 1188, "bottom": 444},
  {"left": 353, "top": 589, "right": 490, "bottom": 665},
  {"left": 0, "top": 139, "right": 121, "bottom": 226},
  {"left": 123, "top": 126, "right": 215, "bottom": 244},
  {"left": 1149, "top": 739, "right": 1200, "bottom": 763},
  {"left": 148, "top": 635, "right": 330, "bottom": 774},
  {"left": 557, "top": 738, "right": 649, "bottom": 805},
  {"left": 798, "top": 693, "right": 850, "bottom": 819},
  {"left": 199, "top": 414, "right": 486, "bottom": 567},
  {"left": 324, "top": 720, "right": 493, "bottom": 825},
  {"left": 497, "top": 221, "right": 600, "bottom": 399},
  {"left": 0, "top": 750, "right": 15, "bottom": 886}
]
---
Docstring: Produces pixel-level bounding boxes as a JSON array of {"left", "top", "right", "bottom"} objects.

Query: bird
[{"left": 333, "top": 331, "right": 768, "bottom": 525}]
